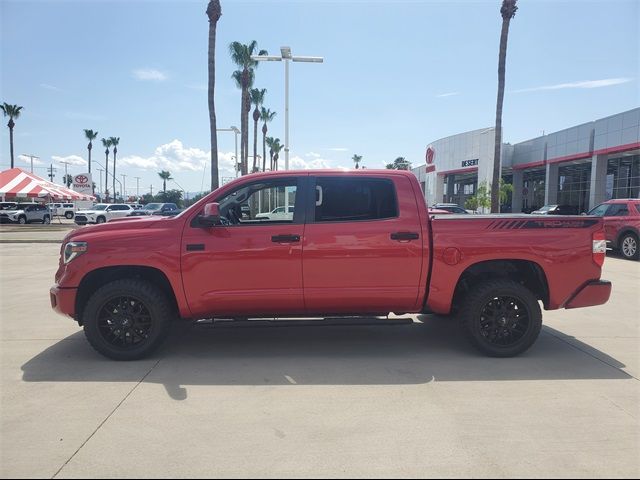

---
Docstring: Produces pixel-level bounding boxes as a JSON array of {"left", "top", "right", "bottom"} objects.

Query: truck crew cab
[{"left": 51, "top": 170, "right": 611, "bottom": 360}]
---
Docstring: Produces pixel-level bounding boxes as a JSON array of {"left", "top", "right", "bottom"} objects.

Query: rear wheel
[
  {"left": 43, "top": 215, "right": 50, "bottom": 224},
  {"left": 65, "top": 211, "right": 74, "bottom": 219},
  {"left": 620, "top": 233, "right": 639, "bottom": 260},
  {"left": 459, "top": 279, "right": 542, "bottom": 357},
  {"left": 82, "top": 279, "right": 174, "bottom": 360}
]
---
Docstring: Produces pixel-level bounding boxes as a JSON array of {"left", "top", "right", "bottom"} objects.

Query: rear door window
[{"left": 313, "top": 177, "right": 398, "bottom": 222}]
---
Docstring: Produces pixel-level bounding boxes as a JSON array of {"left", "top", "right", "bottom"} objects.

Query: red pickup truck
[{"left": 50, "top": 170, "right": 611, "bottom": 360}]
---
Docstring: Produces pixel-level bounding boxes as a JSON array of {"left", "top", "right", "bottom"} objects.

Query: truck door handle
[
  {"left": 391, "top": 232, "right": 420, "bottom": 241},
  {"left": 272, "top": 234, "right": 300, "bottom": 243}
]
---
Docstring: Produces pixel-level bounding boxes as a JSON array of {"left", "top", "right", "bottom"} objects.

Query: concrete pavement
[{"left": 1, "top": 243, "right": 638, "bottom": 478}]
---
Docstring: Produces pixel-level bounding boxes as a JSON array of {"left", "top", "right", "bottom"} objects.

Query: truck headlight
[{"left": 64, "top": 242, "right": 88, "bottom": 264}]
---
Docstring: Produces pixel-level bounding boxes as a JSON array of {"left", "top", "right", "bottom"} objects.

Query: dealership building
[{"left": 412, "top": 108, "right": 640, "bottom": 212}]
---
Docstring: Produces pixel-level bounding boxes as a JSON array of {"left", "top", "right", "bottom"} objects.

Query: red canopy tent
[{"left": 0, "top": 168, "right": 95, "bottom": 201}]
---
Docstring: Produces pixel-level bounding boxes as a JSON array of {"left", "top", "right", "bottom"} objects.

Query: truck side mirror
[{"left": 200, "top": 202, "right": 221, "bottom": 227}]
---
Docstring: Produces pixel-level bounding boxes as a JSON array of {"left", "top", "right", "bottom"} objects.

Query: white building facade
[{"left": 413, "top": 108, "right": 640, "bottom": 213}]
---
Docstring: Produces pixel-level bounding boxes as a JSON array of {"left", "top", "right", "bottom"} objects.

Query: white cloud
[
  {"left": 18, "top": 155, "right": 43, "bottom": 166},
  {"left": 289, "top": 155, "right": 333, "bottom": 170},
  {"left": 52, "top": 155, "right": 87, "bottom": 167},
  {"left": 133, "top": 68, "right": 168, "bottom": 82},
  {"left": 40, "top": 83, "right": 62, "bottom": 91},
  {"left": 436, "top": 91, "right": 460, "bottom": 98},
  {"left": 326, "top": 147, "right": 349, "bottom": 152},
  {"left": 305, "top": 152, "right": 321, "bottom": 158},
  {"left": 513, "top": 78, "right": 633, "bottom": 93},
  {"left": 118, "top": 140, "right": 237, "bottom": 179}
]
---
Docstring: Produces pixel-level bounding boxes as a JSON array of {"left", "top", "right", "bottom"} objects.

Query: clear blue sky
[{"left": 1, "top": 0, "right": 638, "bottom": 195}]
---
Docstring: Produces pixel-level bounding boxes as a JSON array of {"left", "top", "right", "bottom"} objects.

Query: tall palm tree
[
  {"left": 84, "top": 129, "right": 98, "bottom": 173},
  {"left": 352, "top": 154, "right": 363, "bottom": 169},
  {"left": 206, "top": 0, "right": 222, "bottom": 191},
  {"left": 272, "top": 139, "right": 284, "bottom": 171},
  {"left": 265, "top": 136, "right": 277, "bottom": 171},
  {"left": 260, "top": 107, "right": 276, "bottom": 171},
  {"left": 1, "top": 103, "right": 23, "bottom": 168},
  {"left": 101, "top": 138, "right": 112, "bottom": 199},
  {"left": 250, "top": 88, "right": 266, "bottom": 173},
  {"left": 492, "top": 0, "right": 518, "bottom": 213},
  {"left": 158, "top": 170, "right": 173, "bottom": 193},
  {"left": 229, "top": 41, "right": 267, "bottom": 175},
  {"left": 109, "top": 137, "right": 120, "bottom": 202}
]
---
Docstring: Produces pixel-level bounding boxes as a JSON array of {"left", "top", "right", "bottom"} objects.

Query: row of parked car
[{"left": 73, "top": 203, "right": 181, "bottom": 225}]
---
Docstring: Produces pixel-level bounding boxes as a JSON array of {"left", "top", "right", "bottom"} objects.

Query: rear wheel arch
[
  {"left": 452, "top": 259, "right": 550, "bottom": 311},
  {"left": 75, "top": 266, "right": 179, "bottom": 325}
]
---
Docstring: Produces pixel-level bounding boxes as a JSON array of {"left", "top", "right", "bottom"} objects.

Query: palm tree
[
  {"left": 352, "top": 154, "right": 363, "bottom": 169},
  {"left": 158, "top": 170, "right": 173, "bottom": 193},
  {"left": 1, "top": 103, "right": 24, "bottom": 168},
  {"left": 265, "top": 136, "right": 275, "bottom": 171},
  {"left": 101, "top": 138, "right": 112, "bottom": 199},
  {"left": 272, "top": 139, "right": 284, "bottom": 171},
  {"left": 491, "top": 0, "right": 518, "bottom": 213},
  {"left": 109, "top": 137, "right": 120, "bottom": 202},
  {"left": 207, "top": 0, "right": 222, "bottom": 191},
  {"left": 250, "top": 88, "right": 267, "bottom": 173},
  {"left": 84, "top": 129, "right": 98, "bottom": 173},
  {"left": 260, "top": 107, "right": 276, "bottom": 171},
  {"left": 229, "top": 41, "right": 267, "bottom": 175}
]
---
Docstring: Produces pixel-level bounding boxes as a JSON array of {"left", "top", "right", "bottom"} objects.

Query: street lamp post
[
  {"left": 217, "top": 126, "right": 241, "bottom": 177},
  {"left": 252, "top": 47, "right": 323, "bottom": 170}
]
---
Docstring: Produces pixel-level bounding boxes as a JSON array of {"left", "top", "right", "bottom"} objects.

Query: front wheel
[
  {"left": 82, "top": 279, "right": 174, "bottom": 360},
  {"left": 43, "top": 215, "right": 50, "bottom": 224},
  {"left": 459, "top": 279, "right": 542, "bottom": 357},
  {"left": 96, "top": 216, "right": 106, "bottom": 224},
  {"left": 18, "top": 216, "right": 26, "bottom": 225},
  {"left": 619, "top": 233, "right": 639, "bottom": 260}
]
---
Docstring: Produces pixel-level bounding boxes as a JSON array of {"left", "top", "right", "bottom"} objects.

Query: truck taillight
[{"left": 592, "top": 231, "right": 606, "bottom": 267}]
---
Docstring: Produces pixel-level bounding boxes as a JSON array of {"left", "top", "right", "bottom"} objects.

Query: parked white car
[
  {"left": 74, "top": 204, "right": 133, "bottom": 225},
  {"left": 254, "top": 205, "right": 294, "bottom": 220},
  {"left": 48, "top": 202, "right": 76, "bottom": 219}
]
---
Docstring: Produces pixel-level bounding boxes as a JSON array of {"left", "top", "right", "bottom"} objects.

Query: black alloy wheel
[
  {"left": 83, "top": 279, "right": 174, "bottom": 360},
  {"left": 460, "top": 279, "right": 542, "bottom": 357}
]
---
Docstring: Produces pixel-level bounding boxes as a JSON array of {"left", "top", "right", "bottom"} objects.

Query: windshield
[
  {"left": 588, "top": 204, "right": 609, "bottom": 217},
  {"left": 92, "top": 204, "right": 108, "bottom": 211},
  {"left": 144, "top": 203, "right": 162, "bottom": 211}
]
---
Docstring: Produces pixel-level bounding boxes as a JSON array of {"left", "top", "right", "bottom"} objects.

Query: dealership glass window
[
  {"left": 522, "top": 169, "right": 545, "bottom": 213},
  {"left": 444, "top": 173, "right": 477, "bottom": 207},
  {"left": 557, "top": 162, "right": 591, "bottom": 213},
  {"left": 607, "top": 154, "right": 640, "bottom": 200}
]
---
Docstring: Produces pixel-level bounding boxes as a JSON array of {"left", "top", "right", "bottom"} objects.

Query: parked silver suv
[{"left": 0, "top": 203, "right": 51, "bottom": 224}]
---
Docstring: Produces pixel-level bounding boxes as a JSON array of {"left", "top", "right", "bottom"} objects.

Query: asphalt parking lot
[{"left": 1, "top": 233, "right": 638, "bottom": 478}]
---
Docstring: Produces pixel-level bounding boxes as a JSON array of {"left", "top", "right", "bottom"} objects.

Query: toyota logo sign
[
  {"left": 75, "top": 175, "right": 89, "bottom": 184},
  {"left": 426, "top": 146, "right": 435, "bottom": 165}
]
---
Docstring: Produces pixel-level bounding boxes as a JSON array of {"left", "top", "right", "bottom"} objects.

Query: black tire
[
  {"left": 18, "top": 216, "right": 26, "bottom": 225},
  {"left": 65, "top": 211, "right": 74, "bottom": 219},
  {"left": 96, "top": 216, "right": 106, "bottom": 224},
  {"left": 459, "top": 279, "right": 542, "bottom": 357},
  {"left": 82, "top": 279, "right": 174, "bottom": 360},
  {"left": 43, "top": 215, "right": 50, "bottom": 224},
  {"left": 619, "top": 233, "right": 639, "bottom": 261}
]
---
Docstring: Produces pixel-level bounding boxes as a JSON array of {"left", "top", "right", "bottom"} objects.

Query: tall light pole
[
  {"left": 216, "top": 126, "right": 240, "bottom": 177},
  {"left": 252, "top": 47, "right": 323, "bottom": 170},
  {"left": 134, "top": 176, "right": 141, "bottom": 198},
  {"left": 121, "top": 174, "right": 127, "bottom": 200},
  {"left": 21, "top": 154, "right": 39, "bottom": 173}
]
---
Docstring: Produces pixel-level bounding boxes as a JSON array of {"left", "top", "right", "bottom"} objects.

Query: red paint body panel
[
  {"left": 50, "top": 169, "right": 611, "bottom": 322},
  {"left": 564, "top": 280, "right": 612, "bottom": 309}
]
